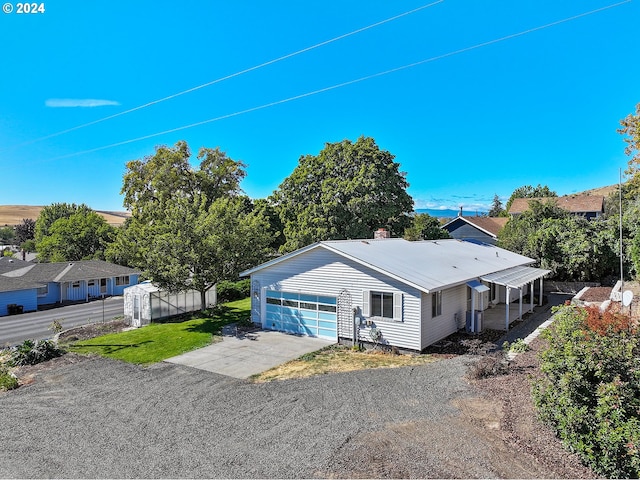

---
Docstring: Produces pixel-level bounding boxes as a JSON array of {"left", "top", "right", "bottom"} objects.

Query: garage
[{"left": 265, "top": 290, "right": 337, "bottom": 340}]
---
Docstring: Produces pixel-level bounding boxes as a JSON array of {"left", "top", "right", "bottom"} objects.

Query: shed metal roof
[{"left": 241, "top": 238, "right": 541, "bottom": 293}]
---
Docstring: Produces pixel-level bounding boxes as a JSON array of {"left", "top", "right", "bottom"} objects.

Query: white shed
[{"left": 123, "top": 281, "right": 217, "bottom": 327}]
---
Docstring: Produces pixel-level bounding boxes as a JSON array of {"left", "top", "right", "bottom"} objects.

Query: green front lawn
[{"left": 66, "top": 298, "right": 250, "bottom": 365}]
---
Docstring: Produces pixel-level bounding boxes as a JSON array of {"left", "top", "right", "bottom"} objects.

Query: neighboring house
[
  {"left": 0, "top": 259, "right": 140, "bottom": 317},
  {"left": 240, "top": 237, "right": 549, "bottom": 351},
  {"left": 508, "top": 195, "right": 605, "bottom": 220},
  {"left": 441, "top": 216, "right": 508, "bottom": 245}
]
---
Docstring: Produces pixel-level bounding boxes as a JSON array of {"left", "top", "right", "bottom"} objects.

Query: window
[
  {"left": 88, "top": 280, "right": 96, "bottom": 287},
  {"left": 432, "top": 291, "right": 442, "bottom": 317},
  {"left": 363, "top": 290, "right": 402, "bottom": 321},
  {"left": 371, "top": 292, "right": 394, "bottom": 319},
  {"left": 72, "top": 281, "right": 81, "bottom": 289},
  {"left": 115, "top": 276, "right": 130, "bottom": 286},
  {"left": 37, "top": 285, "right": 48, "bottom": 297}
]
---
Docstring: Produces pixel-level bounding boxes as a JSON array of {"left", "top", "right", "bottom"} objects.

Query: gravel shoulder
[{"left": 0, "top": 343, "right": 596, "bottom": 478}]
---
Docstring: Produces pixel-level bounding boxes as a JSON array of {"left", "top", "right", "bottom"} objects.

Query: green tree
[
  {"left": 0, "top": 226, "right": 14, "bottom": 244},
  {"left": 619, "top": 102, "right": 640, "bottom": 198},
  {"left": 114, "top": 141, "right": 271, "bottom": 310},
  {"left": 36, "top": 210, "right": 117, "bottom": 262},
  {"left": 498, "top": 199, "right": 568, "bottom": 255},
  {"left": 21, "top": 239, "right": 36, "bottom": 253},
  {"left": 504, "top": 184, "right": 557, "bottom": 213},
  {"left": 488, "top": 194, "right": 505, "bottom": 217},
  {"left": 404, "top": 213, "right": 450, "bottom": 241},
  {"left": 272, "top": 136, "right": 413, "bottom": 252},
  {"left": 141, "top": 195, "right": 271, "bottom": 309},
  {"left": 14, "top": 218, "right": 35, "bottom": 245},
  {"left": 35, "top": 203, "right": 92, "bottom": 245}
]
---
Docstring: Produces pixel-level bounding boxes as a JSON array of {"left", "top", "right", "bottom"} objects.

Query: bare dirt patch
[{"left": 57, "top": 319, "right": 129, "bottom": 343}]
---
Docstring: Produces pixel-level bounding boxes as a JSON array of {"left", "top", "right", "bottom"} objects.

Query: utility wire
[
  {"left": 3, "top": 0, "right": 444, "bottom": 151},
  {"left": 47, "top": 0, "right": 629, "bottom": 162}
]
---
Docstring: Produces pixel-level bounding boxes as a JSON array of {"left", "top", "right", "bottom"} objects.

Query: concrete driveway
[{"left": 165, "top": 327, "right": 335, "bottom": 378}]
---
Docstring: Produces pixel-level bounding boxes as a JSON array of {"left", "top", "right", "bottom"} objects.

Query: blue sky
[{"left": 0, "top": 0, "right": 638, "bottom": 213}]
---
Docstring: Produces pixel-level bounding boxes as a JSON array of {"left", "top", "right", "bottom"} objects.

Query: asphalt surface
[{"left": 0, "top": 297, "right": 124, "bottom": 347}]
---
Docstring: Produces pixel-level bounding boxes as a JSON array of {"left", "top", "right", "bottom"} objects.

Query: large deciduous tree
[
  {"left": 36, "top": 210, "right": 116, "bottom": 262},
  {"left": 113, "top": 141, "right": 271, "bottom": 310},
  {"left": 35, "top": 203, "right": 92, "bottom": 245},
  {"left": 272, "top": 136, "right": 413, "bottom": 252}
]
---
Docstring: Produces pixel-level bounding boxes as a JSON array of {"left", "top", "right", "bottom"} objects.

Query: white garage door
[{"left": 265, "top": 290, "right": 337, "bottom": 340}]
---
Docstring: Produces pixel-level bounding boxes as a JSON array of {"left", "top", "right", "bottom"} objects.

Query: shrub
[
  {"left": 533, "top": 304, "right": 640, "bottom": 478},
  {"left": 503, "top": 338, "right": 529, "bottom": 353},
  {"left": 0, "top": 364, "right": 18, "bottom": 391},
  {"left": 49, "top": 320, "right": 63, "bottom": 334},
  {"left": 467, "top": 352, "right": 509, "bottom": 379},
  {"left": 9, "top": 339, "right": 64, "bottom": 367},
  {"left": 216, "top": 279, "right": 250, "bottom": 302}
]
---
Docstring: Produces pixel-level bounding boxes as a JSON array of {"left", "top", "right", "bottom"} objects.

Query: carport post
[
  {"left": 539, "top": 278, "right": 544, "bottom": 306},
  {"left": 505, "top": 286, "right": 511, "bottom": 330},
  {"left": 518, "top": 289, "right": 523, "bottom": 321},
  {"left": 530, "top": 281, "right": 534, "bottom": 313}
]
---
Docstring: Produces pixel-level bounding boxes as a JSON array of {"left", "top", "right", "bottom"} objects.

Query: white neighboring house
[
  {"left": 240, "top": 237, "right": 550, "bottom": 351},
  {"left": 124, "top": 281, "right": 217, "bottom": 327}
]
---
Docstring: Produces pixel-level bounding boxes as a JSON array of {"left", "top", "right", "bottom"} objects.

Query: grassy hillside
[{"left": 0, "top": 205, "right": 130, "bottom": 226}]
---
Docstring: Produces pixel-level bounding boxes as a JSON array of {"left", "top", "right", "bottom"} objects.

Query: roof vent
[{"left": 361, "top": 240, "right": 369, "bottom": 245}]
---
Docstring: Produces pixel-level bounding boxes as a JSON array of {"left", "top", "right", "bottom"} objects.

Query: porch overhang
[
  {"left": 480, "top": 265, "right": 551, "bottom": 330},
  {"left": 480, "top": 265, "right": 550, "bottom": 289}
]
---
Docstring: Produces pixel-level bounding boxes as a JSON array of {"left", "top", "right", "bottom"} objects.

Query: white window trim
[{"left": 362, "top": 290, "right": 403, "bottom": 322}]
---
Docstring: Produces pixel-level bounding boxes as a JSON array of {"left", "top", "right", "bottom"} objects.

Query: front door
[{"left": 100, "top": 278, "right": 107, "bottom": 294}]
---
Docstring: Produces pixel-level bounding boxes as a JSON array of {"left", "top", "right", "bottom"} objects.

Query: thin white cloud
[{"left": 45, "top": 99, "right": 121, "bottom": 108}]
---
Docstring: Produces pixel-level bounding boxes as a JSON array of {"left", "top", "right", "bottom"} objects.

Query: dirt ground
[{"left": 470, "top": 338, "right": 597, "bottom": 479}]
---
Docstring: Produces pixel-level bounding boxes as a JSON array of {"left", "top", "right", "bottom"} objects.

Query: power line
[
  {"left": 47, "top": 0, "right": 629, "bottom": 163},
  {"left": 3, "top": 0, "right": 444, "bottom": 151}
]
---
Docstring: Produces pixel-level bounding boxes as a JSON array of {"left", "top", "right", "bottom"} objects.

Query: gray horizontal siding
[
  {"left": 421, "top": 285, "right": 466, "bottom": 349},
  {"left": 251, "top": 248, "right": 423, "bottom": 351}
]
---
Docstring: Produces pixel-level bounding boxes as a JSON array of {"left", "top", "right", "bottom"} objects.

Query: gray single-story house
[
  {"left": 0, "top": 259, "right": 140, "bottom": 316},
  {"left": 240, "top": 238, "right": 550, "bottom": 351}
]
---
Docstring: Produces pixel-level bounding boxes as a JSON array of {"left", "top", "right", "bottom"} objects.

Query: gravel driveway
[{"left": 0, "top": 354, "right": 570, "bottom": 478}]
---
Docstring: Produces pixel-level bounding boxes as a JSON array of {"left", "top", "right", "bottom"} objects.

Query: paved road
[{"left": 0, "top": 297, "right": 124, "bottom": 347}]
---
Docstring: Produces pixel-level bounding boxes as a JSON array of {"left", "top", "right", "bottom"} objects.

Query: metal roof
[
  {"left": 480, "top": 265, "right": 551, "bottom": 289},
  {"left": 241, "top": 238, "right": 539, "bottom": 293}
]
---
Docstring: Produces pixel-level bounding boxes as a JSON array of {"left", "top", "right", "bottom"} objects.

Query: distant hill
[
  {"left": 0, "top": 205, "right": 130, "bottom": 226},
  {"left": 574, "top": 184, "right": 619, "bottom": 198}
]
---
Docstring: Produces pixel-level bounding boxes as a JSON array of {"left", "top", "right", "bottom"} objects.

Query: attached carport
[{"left": 481, "top": 265, "right": 550, "bottom": 330}]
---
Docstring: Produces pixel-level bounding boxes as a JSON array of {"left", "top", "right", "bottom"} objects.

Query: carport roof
[{"left": 480, "top": 265, "right": 551, "bottom": 289}]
